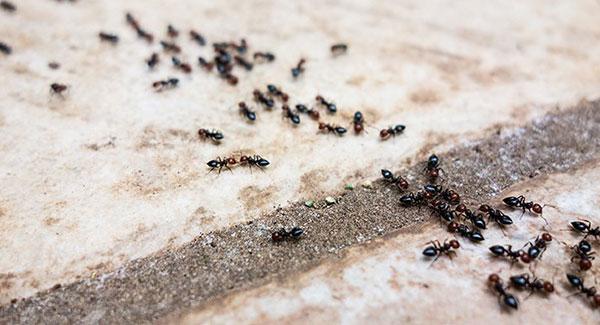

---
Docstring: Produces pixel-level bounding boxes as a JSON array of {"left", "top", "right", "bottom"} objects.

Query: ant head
[
  {"left": 479, "top": 204, "right": 491, "bottom": 212},
  {"left": 318, "top": 122, "right": 326, "bottom": 130},
  {"left": 520, "top": 252, "right": 532, "bottom": 263},
  {"left": 543, "top": 281, "right": 554, "bottom": 293},
  {"left": 532, "top": 203, "right": 543, "bottom": 214},
  {"left": 455, "top": 204, "right": 467, "bottom": 213},
  {"left": 580, "top": 259, "right": 592, "bottom": 271},
  {"left": 379, "top": 129, "right": 390, "bottom": 138},
  {"left": 488, "top": 273, "right": 501, "bottom": 284},
  {"left": 449, "top": 240, "right": 460, "bottom": 249},
  {"left": 226, "top": 157, "right": 237, "bottom": 165},
  {"left": 447, "top": 222, "right": 459, "bottom": 232},
  {"left": 541, "top": 232, "right": 552, "bottom": 242}
]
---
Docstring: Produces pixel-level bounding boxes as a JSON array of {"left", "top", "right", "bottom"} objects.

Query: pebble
[
  {"left": 304, "top": 200, "right": 314, "bottom": 208},
  {"left": 344, "top": 183, "right": 354, "bottom": 190},
  {"left": 325, "top": 196, "right": 336, "bottom": 205}
]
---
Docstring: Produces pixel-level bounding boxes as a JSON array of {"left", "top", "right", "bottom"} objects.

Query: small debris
[
  {"left": 325, "top": 196, "right": 336, "bottom": 205},
  {"left": 362, "top": 181, "right": 372, "bottom": 189},
  {"left": 304, "top": 200, "right": 314, "bottom": 208},
  {"left": 345, "top": 184, "right": 354, "bottom": 190}
]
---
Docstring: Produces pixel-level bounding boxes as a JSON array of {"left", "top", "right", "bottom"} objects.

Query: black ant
[
  {"left": 271, "top": 227, "right": 303, "bottom": 242},
  {"left": 524, "top": 232, "right": 552, "bottom": 260},
  {"left": 1, "top": 1, "right": 16, "bottom": 13},
  {"left": 167, "top": 24, "right": 179, "bottom": 38},
  {"left": 295, "top": 104, "right": 319, "bottom": 120},
  {"left": 399, "top": 191, "right": 429, "bottom": 206},
  {"left": 422, "top": 239, "right": 460, "bottom": 263},
  {"left": 238, "top": 102, "right": 256, "bottom": 121},
  {"left": 447, "top": 222, "right": 485, "bottom": 242},
  {"left": 423, "top": 185, "right": 460, "bottom": 204},
  {"left": 291, "top": 58, "right": 306, "bottom": 78},
  {"left": 331, "top": 43, "right": 348, "bottom": 56},
  {"left": 190, "top": 30, "right": 206, "bottom": 46},
  {"left": 223, "top": 73, "right": 238, "bottom": 86},
  {"left": 318, "top": 122, "right": 346, "bottom": 136},
  {"left": 455, "top": 204, "right": 486, "bottom": 229},
  {"left": 509, "top": 273, "right": 554, "bottom": 296},
  {"left": 571, "top": 220, "right": 600, "bottom": 240},
  {"left": 267, "top": 84, "right": 288, "bottom": 102},
  {"left": 48, "top": 62, "right": 60, "bottom": 70},
  {"left": 571, "top": 239, "right": 595, "bottom": 271},
  {"left": 234, "top": 55, "right": 253, "bottom": 71},
  {"left": 503, "top": 195, "right": 544, "bottom": 215},
  {"left": 98, "top": 32, "right": 119, "bottom": 44},
  {"left": 282, "top": 105, "right": 300, "bottom": 124},
  {"left": 479, "top": 204, "right": 513, "bottom": 227},
  {"left": 207, "top": 156, "right": 237, "bottom": 174},
  {"left": 253, "top": 90, "right": 274, "bottom": 109},
  {"left": 125, "top": 13, "right": 153, "bottom": 43},
  {"left": 198, "top": 57, "right": 214, "bottom": 71},
  {"left": 380, "top": 125, "right": 405, "bottom": 140},
  {"left": 352, "top": 111, "right": 365, "bottom": 134},
  {"left": 230, "top": 39, "right": 247, "bottom": 54},
  {"left": 160, "top": 40, "right": 181, "bottom": 53},
  {"left": 566, "top": 274, "right": 600, "bottom": 307},
  {"left": 146, "top": 53, "right": 159, "bottom": 69},
  {"left": 152, "top": 78, "right": 179, "bottom": 92},
  {"left": 198, "top": 129, "right": 224, "bottom": 142},
  {"left": 423, "top": 154, "right": 442, "bottom": 180},
  {"left": 50, "top": 83, "right": 68, "bottom": 95},
  {"left": 488, "top": 274, "right": 519, "bottom": 310},
  {"left": 253, "top": 52, "right": 275, "bottom": 62},
  {"left": 381, "top": 169, "right": 409, "bottom": 190},
  {"left": 315, "top": 95, "right": 336, "bottom": 113},
  {"left": 0, "top": 41, "right": 12, "bottom": 55},
  {"left": 489, "top": 244, "right": 532, "bottom": 264},
  {"left": 240, "top": 155, "right": 270, "bottom": 171},
  {"left": 172, "top": 57, "right": 192, "bottom": 73}
]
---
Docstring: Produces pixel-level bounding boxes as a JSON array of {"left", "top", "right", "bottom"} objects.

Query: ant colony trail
[{"left": 1, "top": 0, "right": 600, "bottom": 324}]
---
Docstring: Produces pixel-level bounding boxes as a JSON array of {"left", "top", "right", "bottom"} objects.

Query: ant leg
[
  {"left": 538, "top": 214, "right": 549, "bottom": 226},
  {"left": 428, "top": 254, "right": 441, "bottom": 268}
]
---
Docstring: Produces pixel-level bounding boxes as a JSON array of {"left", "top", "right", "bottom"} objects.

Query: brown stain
[
  {"left": 239, "top": 185, "right": 277, "bottom": 210},
  {"left": 43, "top": 217, "right": 60, "bottom": 226},
  {"left": 409, "top": 88, "right": 441, "bottom": 105},
  {"left": 85, "top": 137, "right": 116, "bottom": 151},
  {"left": 346, "top": 75, "right": 366, "bottom": 87},
  {"left": 0, "top": 273, "right": 16, "bottom": 291},
  {"left": 470, "top": 66, "right": 514, "bottom": 86},
  {"left": 136, "top": 125, "right": 195, "bottom": 151},
  {"left": 298, "top": 169, "right": 329, "bottom": 197}
]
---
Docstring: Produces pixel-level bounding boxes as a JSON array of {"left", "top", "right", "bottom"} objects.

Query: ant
[
  {"left": 447, "top": 222, "right": 485, "bottom": 242},
  {"left": 240, "top": 155, "right": 270, "bottom": 171},
  {"left": 0, "top": 41, "right": 12, "bottom": 55},
  {"left": 167, "top": 24, "right": 179, "bottom": 38},
  {"left": 160, "top": 40, "right": 181, "bottom": 53},
  {"left": 267, "top": 84, "right": 289, "bottom": 102},
  {"left": 524, "top": 232, "right": 552, "bottom": 260},
  {"left": 331, "top": 43, "right": 348, "bottom": 56},
  {"left": 230, "top": 39, "right": 247, "bottom": 54},
  {"left": 399, "top": 191, "right": 428, "bottom": 206},
  {"left": 352, "top": 111, "right": 365, "bottom": 134},
  {"left": 315, "top": 95, "right": 336, "bottom": 113},
  {"left": 152, "top": 78, "right": 179, "bottom": 92},
  {"left": 479, "top": 205, "right": 513, "bottom": 227},
  {"left": 503, "top": 195, "right": 544, "bottom": 215},
  {"left": 295, "top": 104, "right": 319, "bottom": 120},
  {"left": 423, "top": 185, "right": 460, "bottom": 204},
  {"left": 318, "top": 122, "right": 346, "bottom": 136},
  {"left": 253, "top": 90, "right": 274, "bottom": 109},
  {"left": 198, "top": 57, "right": 214, "bottom": 71},
  {"left": 146, "top": 53, "right": 159, "bottom": 69},
  {"left": 381, "top": 169, "right": 409, "bottom": 190},
  {"left": 509, "top": 273, "right": 554, "bottom": 297},
  {"left": 488, "top": 274, "right": 519, "bottom": 310},
  {"left": 50, "top": 83, "right": 68, "bottom": 95},
  {"left": 198, "top": 129, "right": 224, "bottom": 142},
  {"left": 281, "top": 105, "right": 300, "bottom": 124},
  {"left": 566, "top": 274, "right": 600, "bottom": 307},
  {"left": 172, "top": 57, "right": 192, "bottom": 73},
  {"left": 379, "top": 125, "right": 406, "bottom": 140},
  {"left": 422, "top": 239, "right": 460, "bottom": 263},
  {"left": 489, "top": 245, "right": 531, "bottom": 264},
  {"left": 234, "top": 56, "right": 253, "bottom": 71},
  {"left": 571, "top": 220, "right": 600, "bottom": 240},
  {"left": 238, "top": 102, "right": 256, "bottom": 121},
  {"left": 423, "top": 154, "right": 442, "bottom": 180},
  {"left": 253, "top": 52, "right": 275, "bottom": 62},
  {"left": 272, "top": 227, "right": 304, "bottom": 242},
  {"left": 455, "top": 204, "right": 486, "bottom": 229},
  {"left": 1, "top": 1, "right": 16, "bottom": 13},
  {"left": 98, "top": 32, "right": 119, "bottom": 44},
  {"left": 189, "top": 30, "right": 206, "bottom": 46},
  {"left": 571, "top": 239, "right": 595, "bottom": 271},
  {"left": 291, "top": 58, "right": 306, "bottom": 78},
  {"left": 223, "top": 73, "right": 238, "bottom": 86},
  {"left": 125, "top": 13, "right": 153, "bottom": 43},
  {"left": 207, "top": 156, "right": 237, "bottom": 174},
  {"left": 48, "top": 62, "right": 60, "bottom": 70}
]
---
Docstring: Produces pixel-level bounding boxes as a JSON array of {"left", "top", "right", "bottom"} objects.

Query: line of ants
[{"left": 207, "top": 154, "right": 269, "bottom": 174}]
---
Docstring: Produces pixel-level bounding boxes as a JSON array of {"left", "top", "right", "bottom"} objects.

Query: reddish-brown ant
[
  {"left": 253, "top": 90, "right": 274, "bottom": 109},
  {"left": 240, "top": 155, "right": 270, "bottom": 171},
  {"left": 380, "top": 125, "right": 406, "bottom": 140},
  {"left": 1, "top": 1, "right": 16, "bottom": 13},
  {"left": 271, "top": 227, "right": 303, "bottom": 242},
  {"left": 125, "top": 13, "right": 153, "bottom": 43},
  {"left": 454, "top": 204, "right": 487, "bottom": 229},
  {"left": 315, "top": 95, "right": 336, "bottom": 113},
  {"left": 352, "top": 111, "right": 365, "bottom": 134},
  {"left": 167, "top": 24, "right": 179, "bottom": 38},
  {"left": 423, "top": 154, "right": 443, "bottom": 180},
  {"left": 239, "top": 102, "right": 256, "bottom": 121},
  {"left": 98, "top": 32, "right": 119, "bottom": 44},
  {"left": 190, "top": 30, "right": 206, "bottom": 46},
  {"left": 447, "top": 222, "right": 485, "bottom": 242},
  {"left": 479, "top": 204, "right": 513, "bottom": 227},
  {"left": 198, "top": 129, "right": 224, "bottom": 142},
  {"left": 146, "top": 53, "right": 159, "bottom": 69},
  {"left": 50, "top": 83, "right": 68, "bottom": 95},
  {"left": 422, "top": 239, "right": 460, "bottom": 263},
  {"left": 523, "top": 232, "right": 552, "bottom": 260},
  {"left": 571, "top": 220, "right": 600, "bottom": 240},
  {"left": 503, "top": 195, "right": 544, "bottom": 214},
  {"left": 571, "top": 239, "right": 595, "bottom": 271},
  {"left": 207, "top": 156, "right": 237, "bottom": 173},
  {"left": 253, "top": 52, "right": 275, "bottom": 62},
  {"left": 381, "top": 169, "right": 409, "bottom": 190},
  {"left": 171, "top": 57, "right": 192, "bottom": 73},
  {"left": 152, "top": 78, "right": 179, "bottom": 92},
  {"left": 399, "top": 191, "right": 428, "bottom": 206},
  {"left": 223, "top": 73, "right": 238, "bottom": 86},
  {"left": 267, "top": 84, "right": 289, "bottom": 102},
  {"left": 296, "top": 104, "right": 319, "bottom": 120},
  {"left": 282, "top": 105, "right": 300, "bottom": 124},
  {"left": 0, "top": 42, "right": 12, "bottom": 55},
  {"left": 509, "top": 273, "right": 554, "bottom": 297},
  {"left": 331, "top": 43, "right": 348, "bottom": 56},
  {"left": 234, "top": 56, "right": 253, "bottom": 71},
  {"left": 318, "top": 122, "right": 346, "bottom": 136},
  {"left": 566, "top": 274, "right": 600, "bottom": 307},
  {"left": 198, "top": 57, "right": 214, "bottom": 71},
  {"left": 488, "top": 274, "right": 519, "bottom": 310},
  {"left": 160, "top": 40, "right": 181, "bottom": 53},
  {"left": 489, "top": 244, "right": 531, "bottom": 264},
  {"left": 291, "top": 58, "right": 306, "bottom": 78}
]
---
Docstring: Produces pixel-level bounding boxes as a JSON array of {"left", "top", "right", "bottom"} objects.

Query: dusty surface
[{"left": 1, "top": 101, "right": 599, "bottom": 323}]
